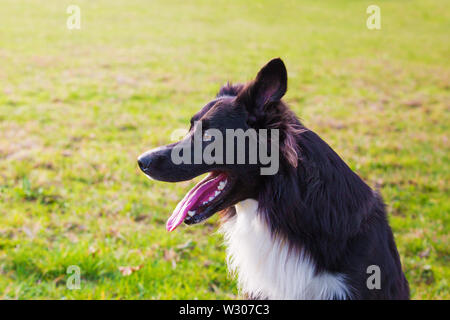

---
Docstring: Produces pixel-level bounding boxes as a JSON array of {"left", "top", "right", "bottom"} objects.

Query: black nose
[
  {"left": 137, "top": 158, "right": 145, "bottom": 171},
  {"left": 137, "top": 154, "right": 152, "bottom": 172},
  {"left": 137, "top": 151, "right": 164, "bottom": 173}
]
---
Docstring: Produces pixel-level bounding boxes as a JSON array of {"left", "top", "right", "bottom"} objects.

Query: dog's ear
[{"left": 237, "top": 58, "right": 287, "bottom": 110}]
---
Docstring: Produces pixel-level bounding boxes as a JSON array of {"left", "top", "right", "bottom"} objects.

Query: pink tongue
[{"left": 166, "top": 173, "right": 227, "bottom": 232}]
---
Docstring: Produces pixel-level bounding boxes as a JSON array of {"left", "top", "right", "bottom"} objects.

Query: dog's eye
[{"left": 203, "top": 132, "right": 213, "bottom": 142}]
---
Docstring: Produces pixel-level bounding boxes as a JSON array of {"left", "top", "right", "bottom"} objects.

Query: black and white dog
[{"left": 138, "top": 58, "right": 409, "bottom": 299}]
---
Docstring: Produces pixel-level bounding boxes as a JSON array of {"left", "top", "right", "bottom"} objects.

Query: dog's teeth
[
  {"left": 215, "top": 191, "right": 220, "bottom": 196},
  {"left": 209, "top": 197, "right": 214, "bottom": 201},
  {"left": 188, "top": 210, "right": 196, "bottom": 217},
  {"left": 218, "top": 180, "right": 227, "bottom": 190},
  {"left": 203, "top": 202, "right": 207, "bottom": 205}
]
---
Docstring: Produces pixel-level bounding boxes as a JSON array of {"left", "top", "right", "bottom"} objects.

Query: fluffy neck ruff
[{"left": 220, "top": 199, "right": 350, "bottom": 300}]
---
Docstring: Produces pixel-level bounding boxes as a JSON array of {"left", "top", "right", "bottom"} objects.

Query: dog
[{"left": 138, "top": 58, "right": 410, "bottom": 299}]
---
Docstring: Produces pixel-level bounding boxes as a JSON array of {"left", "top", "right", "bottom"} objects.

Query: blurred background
[{"left": 0, "top": 0, "right": 448, "bottom": 299}]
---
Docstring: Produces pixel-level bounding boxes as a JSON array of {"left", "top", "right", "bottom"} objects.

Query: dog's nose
[
  {"left": 137, "top": 150, "right": 165, "bottom": 173},
  {"left": 137, "top": 154, "right": 152, "bottom": 172},
  {"left": 137, "top": 157, "right": 146, "bottom": 171}
]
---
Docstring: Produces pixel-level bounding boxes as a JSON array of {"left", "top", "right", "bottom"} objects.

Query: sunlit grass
[{"left": 0, "top": 0, "right": 448, "bottom": 299}]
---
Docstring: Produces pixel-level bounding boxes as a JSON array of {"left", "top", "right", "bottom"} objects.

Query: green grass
[{"left": 0, "top": 0, "right": 448, "bottom": 299}]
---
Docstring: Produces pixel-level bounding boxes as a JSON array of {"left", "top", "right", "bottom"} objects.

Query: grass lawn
[{"left": 0, "top": 0, "right": 448, "bottom": 299}]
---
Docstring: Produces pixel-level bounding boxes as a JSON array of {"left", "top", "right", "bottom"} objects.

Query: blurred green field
[{"left": 0, "top": 0, "right": 448, "bottom": 299}]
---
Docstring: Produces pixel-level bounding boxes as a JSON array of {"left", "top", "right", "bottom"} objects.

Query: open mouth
[{"left": 166, "top": 171, "right": 231, "bottom": 232}]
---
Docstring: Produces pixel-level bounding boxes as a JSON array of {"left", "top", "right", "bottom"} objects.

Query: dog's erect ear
[
  {"left": 254, "top": 58, "right": 287, "bottom": 107},
  {"left": 238, "top": 58, "right": 287, "bottom": 110}
]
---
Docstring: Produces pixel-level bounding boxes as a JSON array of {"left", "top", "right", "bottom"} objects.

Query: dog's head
[{"left": 138, "top": 58, "right": 300, "bottom": 231}]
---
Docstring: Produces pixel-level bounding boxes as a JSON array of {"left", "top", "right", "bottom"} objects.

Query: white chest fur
[{"left": 219, "top": 199, "right": 350, "bottom": 300}]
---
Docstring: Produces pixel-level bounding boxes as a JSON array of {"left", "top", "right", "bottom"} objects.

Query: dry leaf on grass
[
  {"left": 118, "top": 265, "right": 143, "bottom": 276},
  {"left": 176, "top": 240, "right": 195, "bottom": 251},
  {"left": 53, "top": 275, "right": 65, "bottom": 285},
  {"left": 164, "top": 249, "right": 178, "bottom": 269},
  {"left": 88, "top": 246, "right": 99, "bottom": 256},
  {"left": 419, "top": 248, "right": 430, "bottom": 259}
]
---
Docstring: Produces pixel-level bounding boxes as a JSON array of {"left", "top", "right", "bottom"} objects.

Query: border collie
[{"left": 138, "top": 58, "right": 410, "bottom": 300}]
